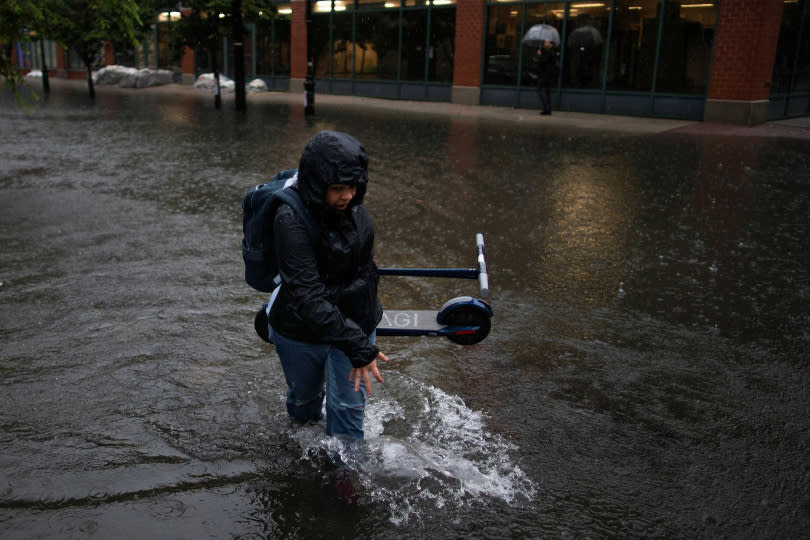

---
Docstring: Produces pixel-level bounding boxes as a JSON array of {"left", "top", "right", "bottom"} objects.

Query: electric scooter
[
  {"left": 375, "top": 234, "right": 492, "bottom": 345},
  {"left": 254, "top": 234, "right": 492, "bottom": 346}
]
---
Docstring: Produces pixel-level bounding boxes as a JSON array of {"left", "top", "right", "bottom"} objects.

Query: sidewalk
[{"left": 39, "top": 77, "right": 810, "bottom": 140}]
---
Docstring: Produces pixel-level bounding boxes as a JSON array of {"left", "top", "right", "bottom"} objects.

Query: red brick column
[
  {"left": 181, "top": 46, "right": 195, "bottom": 84},
  {"left": 452, "top": 0, "right": 485, "bottom": 105},
  {"left": 103, "top": 42, "right": 115, "bottom": 66},
  {"left": 54, "top": 46, "right": 67, "bottom": 77},
  {"left": 705, "top": 0, "right": 784, "bottom": 125},
  {"left": 290, "top": 0, "right": 308, "bottom": 93}
]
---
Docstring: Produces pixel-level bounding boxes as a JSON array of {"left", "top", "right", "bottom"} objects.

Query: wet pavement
[{"left": 1, "top": 78, "right": 809, "bottom": 538}]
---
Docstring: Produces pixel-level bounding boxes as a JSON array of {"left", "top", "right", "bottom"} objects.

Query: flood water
[{"left": 1, "top": 82, "right": 809, "bottom": 538}]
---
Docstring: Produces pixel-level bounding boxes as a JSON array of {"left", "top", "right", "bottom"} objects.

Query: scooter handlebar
[
  {"left": 378, "top": 234, "right": 490, "bottom": 298},
  {"left": 476, "top": 233, "right": 489, "bottom": 298}
]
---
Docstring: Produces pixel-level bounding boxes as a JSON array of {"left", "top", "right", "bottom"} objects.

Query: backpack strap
[{"left": 274, "top": 188, "right": 320, "bottom": 257}]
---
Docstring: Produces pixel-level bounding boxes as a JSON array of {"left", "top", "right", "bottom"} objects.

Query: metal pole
[
  {"left": 39, "top": 38, "right": 50, "bottom": 93},
  {"left": 305, "top": 0, "right": 315, "bottom": 116},
  {"left": 232, "top": 0, "right": 246, "bottom": 111}
]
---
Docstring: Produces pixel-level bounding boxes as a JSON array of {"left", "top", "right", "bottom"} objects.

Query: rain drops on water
[{"left": 617, "top": 281, "right": 626, "bottom": 299}]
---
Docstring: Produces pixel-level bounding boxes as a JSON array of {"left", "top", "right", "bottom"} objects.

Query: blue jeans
[{"left": 270, "top": 327, "right": 375, "bottom": 439}]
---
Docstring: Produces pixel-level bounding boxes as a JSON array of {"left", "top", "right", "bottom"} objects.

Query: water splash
[{"left": 285, "top": 373, "right": 536, "bottom": 524}]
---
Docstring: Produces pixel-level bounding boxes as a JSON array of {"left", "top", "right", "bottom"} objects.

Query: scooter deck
[{"left": 376, "top": 310, "right": 443, "bottom": 336}]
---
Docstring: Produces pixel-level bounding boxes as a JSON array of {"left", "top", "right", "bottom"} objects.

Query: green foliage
[
  {"left": 50, "top": 0, "right": 142, "bottom": 67},
  {"left": 172, "top": 0, "right": 276, "bottom": 60},
  {"left": 0, "top": 0, "right": 45, "bottom": 89}
]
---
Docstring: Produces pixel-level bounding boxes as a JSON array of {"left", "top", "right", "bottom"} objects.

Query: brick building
[{"left": 16, "top": 0, "right": 809, "bottom": 124}]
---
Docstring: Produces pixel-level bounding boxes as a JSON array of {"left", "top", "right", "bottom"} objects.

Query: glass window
[
  {"left": 428, "top": 7, "right": 455, "bottom": 82},
  {"left": 772, "top": 0, "right": 810, "bottom": 93},
  {"left": 401, "top": 9, "right": 428, "bottom": 80},
  {"left": 606, "top": 0, "right": 660, "bottom": 92},
  {"left": 332, "top": 11, "right": 354, "bottom": 77},
  {"left": 522, "top": 3, "right": 564, "bottom": 87},
  {"left": 359, "top": 0, "right": 400, "bottom": 8},
  {"left": 137, "top": 31, "right": 156, "bottom": 69},
  {"left": 655, "top": 0, "right": 717, "bottom": 94},
  {"left": 356, "top": 10, "right": 401, "bottom": 79},
  {"left": 256, "top": 15, "right": 291, "bottom": 76},
  {"left": 797, "top": 9, "right": 810, "bottom": 91},
  {"left": 66, "top": 48, "right": 88, "bottom": 70},
  {"left": 483, "top": 4, "right": 521, "bottom": 85},
  {"left": 277, "top": 18, "right": 292, "bottom": 75},
  {"left": 563, "top": 2, "right": 609, "bottom": 89},
  {"left": 308, "top": 0, "right": 453, "bottom": 83},
  {"left": 311, "top": 13, "right": 332, "bottom": 76}
]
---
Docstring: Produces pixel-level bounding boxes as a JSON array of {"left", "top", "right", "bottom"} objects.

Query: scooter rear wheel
[{"left": 442, "top": 304, "right": 492, "bottom": 345}]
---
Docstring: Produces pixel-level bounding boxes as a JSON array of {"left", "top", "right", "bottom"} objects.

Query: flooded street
[{"left": 1, "top": 81, "right": 809, "bottom": 538}]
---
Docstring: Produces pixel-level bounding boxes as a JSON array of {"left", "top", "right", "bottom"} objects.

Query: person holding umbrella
[
  {"left": 524, "top": 23, "right": 560, "bottom": 115},
  {"left": 532, "top": 39, "right": 559, "bottom": 115}
]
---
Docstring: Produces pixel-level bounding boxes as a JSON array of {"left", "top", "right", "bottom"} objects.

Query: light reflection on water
[{"left": 1, "top": 83, "right": 809, "bottom": 538}]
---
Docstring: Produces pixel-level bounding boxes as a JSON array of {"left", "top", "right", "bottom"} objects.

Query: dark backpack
[{"left": 241, "top": 169, "right": 318, "bottom": 293}]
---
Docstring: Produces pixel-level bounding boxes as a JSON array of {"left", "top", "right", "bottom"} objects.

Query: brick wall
[
  {"left": 290, "top": 0, "right": 308, "bottom": 80},
  {"left": 181, "top": 47, "right": 195, "bottom": 76},
  {"left": 708, "top": 0, "right": 784, "bottom": 101},
  {"left": 453, "top": 0, "right": 485, "bottom": 87}
]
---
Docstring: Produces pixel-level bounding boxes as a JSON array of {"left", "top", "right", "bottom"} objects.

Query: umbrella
[
  {"left": 522, "top": 24, "right": 561, "bottom": 48},
  {"left": 567, "top": 25, "right": 603, "bottom": 49}
]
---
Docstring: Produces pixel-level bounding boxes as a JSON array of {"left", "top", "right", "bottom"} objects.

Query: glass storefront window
[
  {"left": 66, "top": 49, "right": 81, "bottom": 70},
  {"left": 522, "top": 3, "right": 564, "bottom": 87},
  {"left": 563, "top": 2, "right": 609, "bottom": 89},
  {"left": 483, "top": 4, "right": 521, "bottom": 85},
  {"left": 356, "top": 10, "right": 401, "bottom": 79},
  {"left": 311, "top": 13, "right": 332, "bottom": 76},
  {"left": 606, "top": 0, "right": 660, "bottom": 92},
  {"left": 773, "top": 0, "right": 810, "bottom": 93},
  {"left": 428, "top": 7, "right": 455, "bottom": 82},
  {"left": 655, "top": 0, "right": 716, "bottom": 94},
  {"left": 401, "top": 9, "right": 428, "bottom": 80},
  {"left": 302, "top": 0, "right": 453, "bottom": 83},
  {"left": 275, "top": 18, "right": 292, "bottom": 75},
  {"left": 797, "top": 7, "right": 810, "bottom": 91},
  {"left": 137, "top": 33, "right": 156, "bottom": 69},
  {"left": 256, "top": 13, "right": 291, "bottom": 76},
  {"left": 358, "top": 0, "right": 399, "bottom": 8},
  {"left": 332, "top": 11, "right": 354, "bottom": 77}
]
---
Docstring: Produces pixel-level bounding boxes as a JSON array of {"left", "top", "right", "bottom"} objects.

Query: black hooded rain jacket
[{"left": 268, "top": 131, "right": 383, "bottom": 368}]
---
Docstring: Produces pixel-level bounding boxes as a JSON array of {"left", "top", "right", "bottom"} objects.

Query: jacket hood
[{"left": 297, "top": 131, "right": 369, "bottom": 210}]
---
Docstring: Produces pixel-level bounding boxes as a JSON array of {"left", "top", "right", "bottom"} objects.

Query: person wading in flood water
[{"left": 268, "top": 130, "right": 389, "bottom": 439}]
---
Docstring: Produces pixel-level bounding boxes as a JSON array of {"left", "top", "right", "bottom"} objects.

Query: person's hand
[{"left": 349, "top": 351, "right": 389, "bottom": 393}]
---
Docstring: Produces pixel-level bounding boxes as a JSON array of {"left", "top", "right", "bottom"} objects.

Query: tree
[
  {"left": 0, "top": 0, "right": 45, "bottom": 94},
  {"left": 49, "top": 0, "right": 142, "bottom": 99},
  {"left": 173, "top": 0, "right": 274, "bottom": 109}
]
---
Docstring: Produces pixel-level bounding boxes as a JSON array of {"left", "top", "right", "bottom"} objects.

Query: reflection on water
[{"left": 1, "top": 82, "right": 809, "bottom": 538}]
